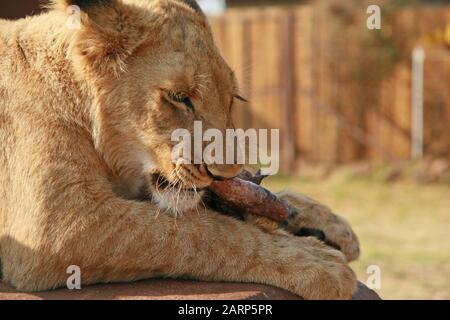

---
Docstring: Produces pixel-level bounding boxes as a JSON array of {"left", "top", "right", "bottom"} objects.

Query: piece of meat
[{"left": 207, "top": 170, "right": 293, "bottom": 222}]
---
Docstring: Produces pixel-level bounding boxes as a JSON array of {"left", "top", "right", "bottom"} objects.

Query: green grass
[{"left": 264, "top": 173, "right": 450, "bottom": 300}]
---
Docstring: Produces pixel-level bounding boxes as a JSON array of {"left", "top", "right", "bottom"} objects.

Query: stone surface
[
  {"left": 0, "top": 280, "right": 380, "bottom": 300},
  {"left": 353, "top": 282, "right": 382, "bottom": 300}
]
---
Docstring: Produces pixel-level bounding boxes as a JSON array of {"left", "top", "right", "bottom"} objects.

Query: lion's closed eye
[{"left": 165, "top": 91, "right": 195, "bottom": 113}]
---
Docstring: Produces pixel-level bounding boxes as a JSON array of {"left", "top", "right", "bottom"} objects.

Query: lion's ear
[
  {"left": 178, "top": 0, "right": 205, "bottom": 16},
  {"left": 54, "top": 0, "right": 146, "bottom": 76}
]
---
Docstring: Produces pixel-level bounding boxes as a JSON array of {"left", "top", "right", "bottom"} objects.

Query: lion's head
[{"left": 57, "top": 0, "right": 244, "bottom": 214}]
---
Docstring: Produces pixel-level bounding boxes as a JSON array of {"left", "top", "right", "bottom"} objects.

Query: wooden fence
[
  {"left": 2, "top": 2, "right": 449, "bottom": 172},
  {"left": 210, "top": 4, "right": 450, "bottom": 171}
]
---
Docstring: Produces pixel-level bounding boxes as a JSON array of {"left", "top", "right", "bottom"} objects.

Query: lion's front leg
[
  {"left": 276, "top": 191, "right": 361, "bottom": 262},
  {"left": 6, "top": 191, "right": 356, "bottom": 299}
]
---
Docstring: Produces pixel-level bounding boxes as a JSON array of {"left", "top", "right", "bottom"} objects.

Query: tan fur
[
  {"left": 0, "top": 0, "right": 357, "bottom": 299},
  {"left": 278, "top": 191, "right": 361, "bottom": 262}
]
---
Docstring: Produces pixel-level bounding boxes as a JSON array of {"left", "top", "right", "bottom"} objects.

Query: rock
[
  {"left": 0, "top": 280, "right": 380, "bottom": 300},
  {"left": 352, "top": 282, "right": 382, "bottom": 300}
]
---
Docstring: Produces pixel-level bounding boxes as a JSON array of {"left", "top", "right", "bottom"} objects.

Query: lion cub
[{"left": 0, "top": 0, "right": 358, "bottom": 299}]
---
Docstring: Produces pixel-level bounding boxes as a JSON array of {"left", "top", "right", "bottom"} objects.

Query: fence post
[
  {"left": 242, "top": 17, "right": 253, "bottom": 130},
  {"left": 411, "top": 46, "right": 426, "bottom": 160},
  {"left": 280, "top": 11, "right": 297, "bottom": 172}
]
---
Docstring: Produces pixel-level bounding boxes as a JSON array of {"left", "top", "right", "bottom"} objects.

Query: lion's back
[{"left": 0, "top": 12, "right": 75, "bottom": 232}]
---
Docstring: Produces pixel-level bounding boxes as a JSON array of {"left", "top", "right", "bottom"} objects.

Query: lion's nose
[{"left": 206, "top": 164, "right": 243, "bottom": 180}]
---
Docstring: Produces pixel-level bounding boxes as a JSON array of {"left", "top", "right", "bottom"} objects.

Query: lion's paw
[
  {"left": 274, "top": 236, "right": 357, "bottom": 300},
  {"left": 278, "top": 191, "right": 360, "bottom": 262}
]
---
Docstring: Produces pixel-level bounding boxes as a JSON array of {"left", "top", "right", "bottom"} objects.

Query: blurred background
[{"left": 2, "top": 0, "right": 449, "bottom": 299}]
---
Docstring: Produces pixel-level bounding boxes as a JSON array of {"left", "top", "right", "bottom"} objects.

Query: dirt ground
[{"left": 266, "top": 170, "right": 450, "bottom": 300}]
